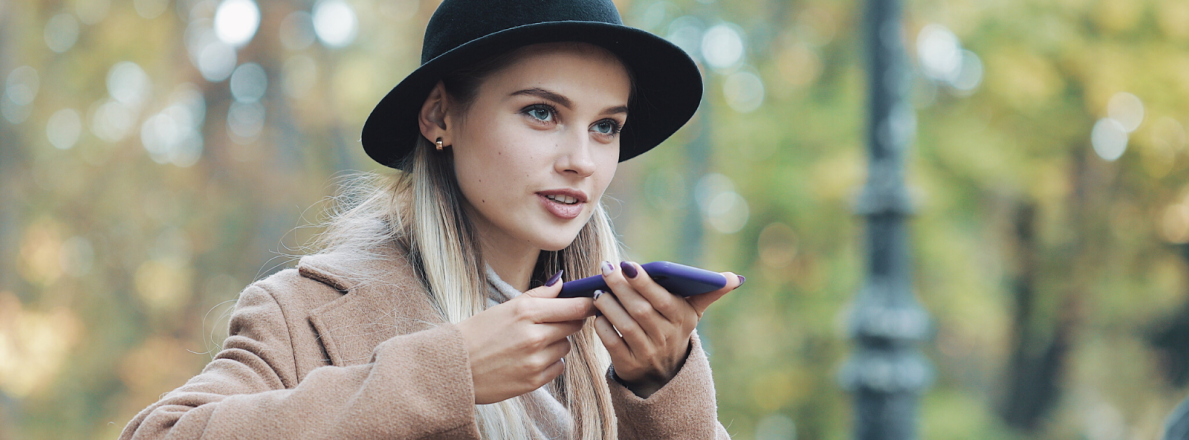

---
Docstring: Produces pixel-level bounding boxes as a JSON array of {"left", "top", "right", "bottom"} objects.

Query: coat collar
[{"left": 299, "top": 243, "right": 446, "bottom": 366}]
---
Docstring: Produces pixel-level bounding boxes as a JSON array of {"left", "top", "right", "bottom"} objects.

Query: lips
[{"left": 537, "top": 189, "right": 588, "bottom": 220}]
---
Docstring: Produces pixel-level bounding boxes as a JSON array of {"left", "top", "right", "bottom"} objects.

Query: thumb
[
  {"left": 522, "top": 270, "right": 565, "bottom": 299},
  {"left": 687, "top": 272, "right": 743, "bottom": 317}
]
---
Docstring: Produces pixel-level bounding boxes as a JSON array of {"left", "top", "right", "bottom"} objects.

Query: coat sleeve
[
  {"left": 607, "top": 331, "right": 732, "bottom": 439},
  {"left": 119, "top": 284, "right": 479, "bottom": 440}
]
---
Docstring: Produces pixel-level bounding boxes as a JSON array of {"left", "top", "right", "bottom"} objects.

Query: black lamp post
[{"left": 839, "top": 0, "right": 933, "bottom": 438}]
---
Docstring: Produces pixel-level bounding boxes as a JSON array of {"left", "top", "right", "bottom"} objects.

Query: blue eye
[
  {"left": 526, "top": 106, "right": 553, "bottom": 122},
  {"left": 593, "top": 120, "right": 621, "bottom": 135}
]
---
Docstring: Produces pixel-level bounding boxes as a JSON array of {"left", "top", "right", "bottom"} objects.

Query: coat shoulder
[{"left": 245, "top": 265, "right": 345, "bottom": 318}]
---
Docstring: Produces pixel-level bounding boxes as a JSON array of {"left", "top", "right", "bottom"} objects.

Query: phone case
[{"left": 557, "top": 261, "right": 727, "bottom": 298}]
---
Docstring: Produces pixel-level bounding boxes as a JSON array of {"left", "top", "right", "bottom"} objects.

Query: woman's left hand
[{"left": 592, "top": 261, "right": 743, "bottom": 398}]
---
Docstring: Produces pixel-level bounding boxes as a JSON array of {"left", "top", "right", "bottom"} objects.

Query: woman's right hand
[{"left": 455, "top": 275, "right": 595, "bottom": 404}]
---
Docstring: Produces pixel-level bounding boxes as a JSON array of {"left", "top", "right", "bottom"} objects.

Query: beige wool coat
[{"left": 120, "top": 243, "right": 732, "bottom": 439}]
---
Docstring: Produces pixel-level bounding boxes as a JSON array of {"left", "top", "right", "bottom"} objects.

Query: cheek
[
  {"left": 591, "top": 153, "right": 619, "bottom": 199},
  {"left": 452, "top": 128, "right": 533, "bottom": 204}
]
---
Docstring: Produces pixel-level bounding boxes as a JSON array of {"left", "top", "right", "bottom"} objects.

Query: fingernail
[
  {"left": 620, "top": 261, "right": 638, "bottom": 278},
  {"left": 601, "top": 261, "right": 615, "bottom": 276},
  {"left": 737, "top": 275, "right": 746, "bottom": 287},
  {"left": 593, "top": 290, "right": 605, "bottom": 316},
  {"left": 546, "top": 270, "right": 564, "bottom": 287}
]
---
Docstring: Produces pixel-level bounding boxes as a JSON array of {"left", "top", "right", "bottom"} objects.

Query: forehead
[{"left": 479, "top": 42, "right": 632, "bottom": 104}]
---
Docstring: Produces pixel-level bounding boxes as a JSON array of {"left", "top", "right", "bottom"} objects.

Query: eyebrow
[{"left": 511, "top": 87, "right": 629, "bottom": 116}]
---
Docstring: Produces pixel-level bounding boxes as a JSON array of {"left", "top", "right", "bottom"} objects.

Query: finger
[
  {"left": 687, "top": 272, "right": 743, "bottom": 317},
  {"left": 537, "top": 358, "right": 566, "bottom": 387},
  {"left": 618, "top": 261, "right": 690, "bottom": 322},
  {"left": 525, "top": 297, "right": 597, "bottom": 323},
  {"left": 593, "top": 315, "right": 633, "bottom": 364},
  {"left": 593, "top": 291, "right": 654, "bottom": 359},
  {"left": 542, "top": 335, "right": 573, "bottom": 363},
  {"left": 601, "top": 262, "right": 669, "bottom": 338},
  {"left": 521, "top": 270, "right": 566, "bottom": 298},
  {"left": 536, "top": 319, "right": 586, "bottom": 342}
]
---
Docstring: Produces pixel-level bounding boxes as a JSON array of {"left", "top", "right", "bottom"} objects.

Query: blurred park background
[{"left": 2, "top": 0, "right": 1189, "bottom": 438}]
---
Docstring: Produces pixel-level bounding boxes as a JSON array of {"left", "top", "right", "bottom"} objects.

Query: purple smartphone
[{"left": 557, "top": 261, "right": 728, "bottom": 298}]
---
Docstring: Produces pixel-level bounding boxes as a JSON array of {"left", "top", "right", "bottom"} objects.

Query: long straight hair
[
  {"left": 312, "top": 135, "right": 622, "bottom": 439},
  {"left": 313, "top": 44, "right": 632, "bottom": 438}
]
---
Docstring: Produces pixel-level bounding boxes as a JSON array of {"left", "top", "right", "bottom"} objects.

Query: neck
[
  {"left": 484, "top": 243, "right": 538, "bottom": 292},
  {"left": 465, "top": 207, "right": 540, "bottom": 292}
]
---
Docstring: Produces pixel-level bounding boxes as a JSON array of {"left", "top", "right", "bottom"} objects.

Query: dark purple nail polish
[
  {"left": 620, "top": 261, "right": 638, "bottom": 278},
  {"left": 592, "top": 290, "right": 604, "bottom": 316},
  {"left": 737, "top": 275, "right": 746, "bottom": 287},
  {"left": 546, "top": 270, "right": 564, "bottom": 287}
]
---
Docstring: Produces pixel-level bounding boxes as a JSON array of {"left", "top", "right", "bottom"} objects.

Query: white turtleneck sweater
[{"left": 483, "top": 265, "right": 575, "bottom": 440}]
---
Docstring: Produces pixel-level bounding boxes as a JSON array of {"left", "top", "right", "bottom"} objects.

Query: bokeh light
[
  {"left": 313, "top": 0, "right": 359, "bottom": 48},
  {"left": 44, "top": 14, "right": 80, "bottom": 53},
  {"left": 1107, "top": 92, "right": 1144, "bottom": 133},
  {"left": 107, "top": 62, "right": 152, "bottom": 109},
  {"left": 1091, "top": 118, "right": 1128, "bottom": 161},
  {"left": 6, "top": 66, "right": 40, "bottom": 106},
  {"left": 141, "top": 84, "right": 205, "bottom": 167},
  {"left": 702, "top": 23, "right": 745, "bottom": 71},
  {"left": 724, "top": 70, "right": 765, "bottom": 113},
  {"left": 696, "top": 173, "right": 750, "bottom": 234},
  {"left": 90, "top": 99, "right": 135, "bottom": 142},
  {"left": 634, "top": 1, "right": 678, "bottom": 31},
  {"left": 666, "top": 16, "right": 705, "bottom": 59},
  {"left": 950, "top": 50, "right": 983, "bottom": 93},
  {"left": 230, "top": 63, "right": 268, "bottom": 103},
  {"left": 46, "top": 109, "right": 82, "bottom": 150},
  {"left": 3, "top": 66, "right": 39, "bottom": 124},
  {"left": 917, "top": 24, "right": 962, "bottom": 83},
  {"left": 227, "top": 101, "right": 266, "bottom": 142},
  {"left": 279, "top": 11, "right": 317, "bottom": 51},
  {"left": 213, "top": 0, "right": 260, "bottom": 47}
]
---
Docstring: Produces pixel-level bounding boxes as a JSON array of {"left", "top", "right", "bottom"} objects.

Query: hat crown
[{"left": 422, "top": 0, "right": 624, "bottom": 64}]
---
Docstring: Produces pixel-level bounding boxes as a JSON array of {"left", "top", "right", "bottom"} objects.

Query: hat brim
[{"left": 361, "top": 21, "right": 703, "bottom": 169}]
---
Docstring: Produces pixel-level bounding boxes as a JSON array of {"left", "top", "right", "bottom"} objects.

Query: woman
[{"left": 121, "top": 0, "right": 742, "bottom": 438}]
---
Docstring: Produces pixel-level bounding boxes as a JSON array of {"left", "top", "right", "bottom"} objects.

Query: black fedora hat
[{"left": 360, "top": 0, "right": 704, "bottom": 169}]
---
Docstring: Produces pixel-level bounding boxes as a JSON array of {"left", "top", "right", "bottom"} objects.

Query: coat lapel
[{"left": 301, "top": 245, "right": 445, "bottom": 367}]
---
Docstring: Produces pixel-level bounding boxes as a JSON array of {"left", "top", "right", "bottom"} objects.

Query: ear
[{"left": 418, "top": 81, "right": 454, "bottom": 146}]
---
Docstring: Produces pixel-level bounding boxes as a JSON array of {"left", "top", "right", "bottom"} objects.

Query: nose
[{"left": 555, "top": 130, "right": 597, "bottom": 178}]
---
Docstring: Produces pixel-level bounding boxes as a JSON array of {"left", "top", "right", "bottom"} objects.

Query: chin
[
  {"left": 537, "top": 238, "right": 578, "bottom": 252},
  {"left": 533, "top": 229, "right": 584, "bottom": 252}
]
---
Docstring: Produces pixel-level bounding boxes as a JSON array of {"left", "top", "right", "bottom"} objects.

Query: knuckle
[
  {"left": 629, "top": 304, "right": 653, "bottom": 318},
  {"left": 528, "top": 328, "right": 550, "bottom": 348},
  {"left": 535, "top": 369, "right": 558, "bottom": 387},
  {"left": 529, "top": 354, "right": 552, "bottom": 371},
  {"left": 513, "top": 301, "right": 533, "bottom": 320},
  {"left": 618, "top": 324, "right": 639, "bottom": 337}
]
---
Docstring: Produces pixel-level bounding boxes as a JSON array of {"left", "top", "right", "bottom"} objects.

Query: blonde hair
[{"left": 312, "top": 136, "right": 621, "bottom": 439}]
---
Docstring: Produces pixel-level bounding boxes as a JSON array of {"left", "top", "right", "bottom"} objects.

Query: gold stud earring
[{"left": 435, "top": 137, "right": 444, "bottom": 151}]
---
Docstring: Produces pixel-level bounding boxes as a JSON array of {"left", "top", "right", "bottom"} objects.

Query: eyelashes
[{"left": 521, "top": 103, "right": 623, "bottom": 136}]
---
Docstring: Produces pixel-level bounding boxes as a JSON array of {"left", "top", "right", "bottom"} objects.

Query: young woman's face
[{"left": 449, "top": 43, "right": 631, "bottom": 252}]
